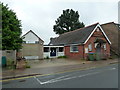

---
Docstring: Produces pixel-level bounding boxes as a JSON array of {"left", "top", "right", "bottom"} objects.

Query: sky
[{"left": 1, "top": 0, "right": 119, "bottom": 44}]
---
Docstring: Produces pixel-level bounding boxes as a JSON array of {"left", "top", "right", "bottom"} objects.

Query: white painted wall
[
  {"left": 43, "top": 52, "right": 64, "bottom": 58},
  {"left": 43, "top": 52, "right": 50, "bottom": 58},
  {"left": 57, "top": 52, "right": 64, "bottom": 57},
  {"left": 23, "top": 32, "right": 39, "bottom": 43},
  {"left": 24, "top": 56, "right": 39, "bottom": 60},
  {"left": 43, "top": 46, "right": 64, "bottom": 58}
]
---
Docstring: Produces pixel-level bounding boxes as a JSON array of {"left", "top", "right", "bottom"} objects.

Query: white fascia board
[
  {"left": 83, "top": 24, "right": 99, "bottom": 44},
  {"left": 64, "top": 43, "right": 83, "bottom": 46},
  {"left": 83, "top": 24, "right": 111, "bottom": 44},
  {"left": 44, "top": 46, "right": 64, "bottom": 47},
  {"left": 97, "top": 24, "right": 111, "bottom": 44}
]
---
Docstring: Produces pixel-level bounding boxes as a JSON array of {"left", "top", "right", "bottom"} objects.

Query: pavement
[{"left": 1, "top": 58, "right": 118, "bottom": 80}]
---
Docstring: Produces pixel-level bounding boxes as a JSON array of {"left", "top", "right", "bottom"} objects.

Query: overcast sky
[{"left": 1, "top": 0, "right": 119, "bottom": 44}]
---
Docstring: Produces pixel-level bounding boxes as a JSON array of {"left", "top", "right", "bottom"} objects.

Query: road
[{"left": 2, "top": 64, "right": 118, "bottom": 88}]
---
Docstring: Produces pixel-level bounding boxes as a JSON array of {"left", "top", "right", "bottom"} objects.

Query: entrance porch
[{"left": 43, "top": 45, "right": 64, "bottom": 58}]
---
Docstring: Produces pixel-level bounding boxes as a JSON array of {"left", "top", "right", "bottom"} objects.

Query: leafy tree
[
  {"left": 1, "top": 2, "right": 22, "bottom": 51},
  {"left": 53, "top": 9, "right": 85, "bottom": 35}
]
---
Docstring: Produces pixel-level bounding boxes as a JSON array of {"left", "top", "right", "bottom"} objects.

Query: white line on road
[
  {"left": 34, "top": 76, "right": 43, "bottom": 85},
  {"left": 39, "top": 72, "right": 100, "bottom": 85},
  {"left": 110, "top": 68, "right": 116, "bottom": 70},
  {"left": 34, "top": 67, "right": 116, "bottom": 85},
  {"left": 34, "top": 71, "right": 81, "bottom": 85}
]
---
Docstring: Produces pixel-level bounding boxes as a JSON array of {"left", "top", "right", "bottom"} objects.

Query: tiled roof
[
  {"left": 101, "top": 22, "right": 119, "bottom": 55},
  {"left": 49, "top": 23, "right": 99, "bottom": 45}
]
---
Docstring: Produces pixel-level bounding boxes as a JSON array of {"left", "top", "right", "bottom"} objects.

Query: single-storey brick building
[{"left": 49, "top": 23, "right": 111, "bottom": 60}]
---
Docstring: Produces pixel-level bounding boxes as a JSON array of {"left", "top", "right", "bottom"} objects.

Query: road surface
[{"left": 2, "top": 64, "right": 118, "bottom": 88}]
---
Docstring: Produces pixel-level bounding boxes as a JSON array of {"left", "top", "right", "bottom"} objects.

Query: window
[
  {"left": 88, "top": 43, "right": 92, "bottom": 51},
  {"left": 44, "top": 47, "right": 49, "bottom": 52},
  {"left": 103, "top": 44, "right": 106, "bottom": 50},
  {"left": 70, "top": 45, "right": 78, "bottom": 52},
  {"left": 95, "top": 43, "right": 98, "bottom": 48},
  {"left": 59, "top": 47, "right": 64, "bottom": 52},
  {"left": 35, "top": 41, "right": 39, "bottom": 44},
  {"left": 85, "top": 48, "right": 88, "bottom": 53},
  {"left": 96, "top": 28, "right": 100, "bottom": 32}
]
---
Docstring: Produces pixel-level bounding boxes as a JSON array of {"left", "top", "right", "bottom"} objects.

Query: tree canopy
[
  {"left": 53, "top": 9, "right": 85, "bottom": 35},
  {"left": 1, "top": 2, "right": 22, "bottom": 51}
]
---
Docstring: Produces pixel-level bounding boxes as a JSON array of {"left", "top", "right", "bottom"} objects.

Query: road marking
[
  {"left": 39, "top": 72, "right": 100, "bottom": 84},
  {"left": 34, "top": 67, "right": 117, "bottom": 85},
  {"left": 1, "top": 64, "right": 117, "bottom": 82},
  {"left": 1, "top": 76, "right": 34, "bottom": 82},
  {"left": 34, "top": 71, "right": 82, "bottom": 84},
  {"left": 110, "top": 68, "right": 116, "bottom": 70},
  {"left": 34, "top": 76, "right": 42, "bottom": 85}
]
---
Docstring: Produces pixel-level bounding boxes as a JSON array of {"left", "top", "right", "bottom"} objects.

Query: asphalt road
[{"left": 2, "top": 64, "right": 118, "bottom": 88}]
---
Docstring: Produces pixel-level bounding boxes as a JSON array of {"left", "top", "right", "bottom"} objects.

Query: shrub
[
  {"left": 44, "top": 56, "right": 49, "bottom": 59},
  {"left": 46, "top": 56, "right": 49, "bottom": 59},
  {"left": 57, "top": 56, "right": 67, "bottom": 58},
  {"left": 7, "top": 59, "right": 14, "bottom": 66},
  {"left": 26, "top": 65, "right": 30, "bottom": 68}
]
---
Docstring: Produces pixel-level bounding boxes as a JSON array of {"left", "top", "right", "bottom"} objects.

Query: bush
[
  {"left": 57, "top": 56, "right": 67, "bottom": 58},
  {"left": 7, "top": 60, "right": 14, "bottom": 66},
  {"left": 44, "top": 56, "right": 49, "bottom": 59},
  {"left": 26, "top": 65, "right": 30, "bottom": 68},
  {"left": 6, "top": 60, "right": 16, "bottom": 69}
]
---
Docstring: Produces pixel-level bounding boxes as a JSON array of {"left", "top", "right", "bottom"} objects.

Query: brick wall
[
  {"left": 84, "top": 28, "right": 110, "bottom": 59},
  {"left": 65, "top": 45, "right": 84, "bottom": 59},
  {"left": 64, "top": 28, "right": 110, "bottom": 59}
]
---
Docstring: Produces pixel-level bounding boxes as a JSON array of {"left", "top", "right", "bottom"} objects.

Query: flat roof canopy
[{"left": 44, "top": 45, "right": 64, "bottom": 47}]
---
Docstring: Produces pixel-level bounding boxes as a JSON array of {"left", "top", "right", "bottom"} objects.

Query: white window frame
[
  {"left": 95, "top": 43, "right": 98, "bottom": 48},
  {"left": 35, "top": 41, "right": 39, "bottom": 44},
  {"left": 70, "top": 45, "right": 79, "bottom": 52},
  {"left": 85, "top": 48, "right": 88, "bottom": 53},
  {"left": 96, "top": 28, "right": 100, "bottom": 32},
  {"left": 88, "top": 43, "right": 92, "bottom": 51},
  {"left": 103, "top": 44, "right": 106, "bottom": 50}
]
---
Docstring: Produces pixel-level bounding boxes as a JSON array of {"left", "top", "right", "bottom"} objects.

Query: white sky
[{"left": 1, "top": 0, "right": 119, "bottom": 44}]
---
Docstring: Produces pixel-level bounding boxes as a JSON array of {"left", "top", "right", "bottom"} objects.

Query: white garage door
[{"left": 24, "top": 56, "right": 39, "bottom": 60}]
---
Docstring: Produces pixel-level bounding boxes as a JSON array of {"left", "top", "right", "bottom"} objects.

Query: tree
[
  {"left": 53, "top": 9, "right": 85, "bottom": 35},
  {"left": 1, "top": 2, "right": 22, "bottom": 51}
]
